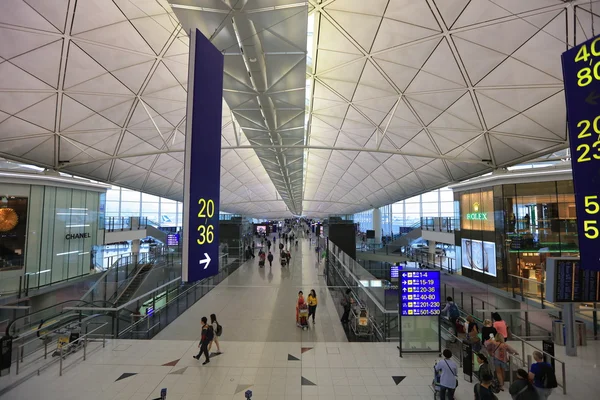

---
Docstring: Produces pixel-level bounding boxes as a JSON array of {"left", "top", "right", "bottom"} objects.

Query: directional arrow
[
  {"left": 586, "top": 91, "right": 600, "bottom": 105},
  {"left": 199, "top": 253, "right": 211, "bottom": 269}
]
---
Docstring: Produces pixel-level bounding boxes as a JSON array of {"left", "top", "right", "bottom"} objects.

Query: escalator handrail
[{"left": 6, "top": 299, "right": 115, "bottom": 337}]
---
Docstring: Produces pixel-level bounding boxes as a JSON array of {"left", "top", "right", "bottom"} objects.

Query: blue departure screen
[
  {"left": 399, "top": 270, "right": 441, "bottom": 316},
  {"left": 562, "top": 34, "right": 600, "bottom": 271}
]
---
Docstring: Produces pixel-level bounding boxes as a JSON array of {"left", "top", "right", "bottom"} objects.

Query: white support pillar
[
  {"left": 132, "top": 239, "right": 141, "bottom": 254},
  {"left": 373, "top": 208, "right": 382, "bottom": 243}
]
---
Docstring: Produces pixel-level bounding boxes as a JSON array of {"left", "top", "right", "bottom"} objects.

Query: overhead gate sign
[{"left": 182, "top": 29, "right": 224, "bottom": 282}]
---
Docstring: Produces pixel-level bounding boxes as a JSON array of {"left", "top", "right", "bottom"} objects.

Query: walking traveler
[
  {"left": 492, "top": 312, "right": 508, "bottom": 340},
  {"left": 510, "top": 368, "right": 539, "bottom": 400},
  {"left": 442, "top": 296, "right": 460, "bottom": 330},
  {"left": 529, "top": 351, "right": 557, "bottom": 399},
  {"left": 435, "top": 349, "right": 458, "bottom": 400},
  {"left": 267, "top": 251, "right": 274, "bottom": 267},
  {"left": 267, "top": 240, "right": 271, "bottom": 251},
  {"left": 474, "top": 372, "right": 497, "bottom": 400},
  {"left": 307, "top": 289, "right": 317, "bottom": 324},
  {"left": 482, "top": 319, "right": 497, "bottom": 345},
  {"left": 486, "top": 333, "right": 518, "bottom": 390},
  {"left": 340, "top": 288, "right": 353, "bottom": 323},
  {"left": 477, "top": 353, "right": 494, "bottom": 384},
  {"left": 208, "top": 313, "right": 222, "bottom": 354},
  {"left": 193, "top": 316, "right": 213, "bottom": 365}
]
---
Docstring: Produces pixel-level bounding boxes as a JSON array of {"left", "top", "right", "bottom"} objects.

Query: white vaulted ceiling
[{"left": 0, "top": 0, "right": 597, "bottom": 218}]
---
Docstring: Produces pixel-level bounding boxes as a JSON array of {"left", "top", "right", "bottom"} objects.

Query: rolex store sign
[
  {"left": 65, "top": 232, "right": 90, "bottom": 240},
  {"left": 460, "top": 191, "right": 494, "bottom": 231}
]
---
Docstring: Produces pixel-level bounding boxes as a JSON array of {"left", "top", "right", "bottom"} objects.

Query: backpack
[
  {"left": 206, "top": 325, "right": 214, "bottom": 341},
  {"left": 216, "top": 323, "right": 223, "bottom": 337},
  {"left": 538, "top": 363, "right": 558, "bottom": 388},
  {"left": 448, "top": 303, "right": 459, "bottom": 318}
]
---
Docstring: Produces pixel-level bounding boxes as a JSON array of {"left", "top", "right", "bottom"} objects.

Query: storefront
[
  {"left": 450, "top": 167, "right": 577, "bottom": 295},
  {"left": 0, "top": 170, "right": 108, "bottom": 294}
]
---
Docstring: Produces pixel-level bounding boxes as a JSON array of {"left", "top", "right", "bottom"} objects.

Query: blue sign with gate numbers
[
  {"left": 562, "top": 35, "right": 600, "bottom": 271},
  {"left": 182, "top": 29, "right": 224, "bottom": 282},
  {"left": 399, "top": 270, "right": 441, "bottom": 316}
]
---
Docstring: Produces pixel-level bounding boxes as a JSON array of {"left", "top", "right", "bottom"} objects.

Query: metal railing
[
  {"left": 511, "top": 333, "right": 567, "bottom": 395},
  {"left": 441, "top": 282, "right": 552, "bottom": 338},
  {"left": 14, "top": 320, "right": 108, "bottom": 377},
  {"left": 326, "top": 240, "right": 397, "bottom": 342},
  {"left": 105, "top": 216, "right": 148, "bottom": 232},
  {"left": 421, "top": 217, "right": 457, "bottom": 233}
]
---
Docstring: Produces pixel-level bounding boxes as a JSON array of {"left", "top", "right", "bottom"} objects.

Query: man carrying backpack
[
  {"left": 529, "top": 351, "right": 557, "bottom": 399},
  {"left": 193, "top": 316, "right": 214, "bottom": 365},
  {"left": 442, "top": 297, "right": 460, "bottom": 331}
]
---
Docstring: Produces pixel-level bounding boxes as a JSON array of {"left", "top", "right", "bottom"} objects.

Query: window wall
[
  {"left": 104, "top": 186, "right": 231, "bottom": 229},
  {"left": 105, "top": 186, "right": 184, "bottom": 228},
  {"left": 354, "top": 187, "right": 454, "bottom": 236}
]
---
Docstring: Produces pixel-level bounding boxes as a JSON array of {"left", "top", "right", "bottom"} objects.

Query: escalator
[{"left": 114, "top": 263, "right": 153, "bottom": 307}]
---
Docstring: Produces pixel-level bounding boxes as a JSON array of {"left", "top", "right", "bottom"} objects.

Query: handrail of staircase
[{"left": 110, "top": 259, "right": 155, "bottom": 305}]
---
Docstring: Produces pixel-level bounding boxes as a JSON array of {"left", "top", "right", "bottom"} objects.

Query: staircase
[{"left": 115, "top": 263, "right": 153, "bottom": 307}]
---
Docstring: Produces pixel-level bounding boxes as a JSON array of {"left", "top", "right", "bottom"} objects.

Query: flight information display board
[
  {"left": 562, "top": 34, "right": 600, "bottom": 271},
  {"left": 399, "top": 270, "right": 441, "bottom": 316},
  {"left": 167, "top": 234, "right": 179, "bottom": 246},
  {"left": 546, "top": 258, "right": 600, "bottom": 302}
]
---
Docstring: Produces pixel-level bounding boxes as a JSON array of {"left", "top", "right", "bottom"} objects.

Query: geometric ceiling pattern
[
  {"left": 0, "top": 0, "right": 288, "bottom": 217},
  {"left": 303, "top": 0, "right": 598, "bottom": 216},
  {"left": 0, "top": 0, "right": 598, "bottom": 218},
  {"left": 169, "top": 0, "right": 307, "bottom": 215}
]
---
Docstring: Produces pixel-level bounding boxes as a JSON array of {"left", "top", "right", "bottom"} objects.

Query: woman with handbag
[{"left": 486, "top": 333, "right": 518, "bottom": 391}]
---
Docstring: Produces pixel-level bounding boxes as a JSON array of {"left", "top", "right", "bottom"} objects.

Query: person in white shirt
[{"left": 435, "top": 349, "right": 458, "bottom": 400}]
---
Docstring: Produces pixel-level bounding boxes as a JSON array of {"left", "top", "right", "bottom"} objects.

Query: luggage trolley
[
  {"left": 297, "top": 304, "right": 309, "bottom": 330},
  {"left": 432, "top": 362, "right": 442, "bottom": 399},
  {"left": 351, "top": 305, "right": 373, "bottom": 339},
  {"left": 51, "top": 322, "right": 82, "bottom": 358}
]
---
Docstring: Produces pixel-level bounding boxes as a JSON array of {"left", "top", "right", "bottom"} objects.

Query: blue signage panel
[
  {"left": 562, "top": 35, "right": 600, "bottom": 271},
  {"left": 182, "top": 29, "right": 224, "bottom": 282},
  {"left": 399, "top": 270, "right": 441, "bottom": 316}
]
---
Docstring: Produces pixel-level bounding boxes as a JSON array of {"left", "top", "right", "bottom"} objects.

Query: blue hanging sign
[
  {"left": 399, "top": 270, "right": 441, "bottom": 316},
  {"left": 562, "top": 35, "right": 600, "bottom": 271},
  {"left": 182, "top": 29, "right": 224, "bottom": 282}
]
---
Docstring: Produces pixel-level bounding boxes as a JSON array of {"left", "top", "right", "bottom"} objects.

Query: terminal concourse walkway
[
  {"left": 153, "top": 237, "right": 347, "bottom": 342},
  {"left": 3, "top": 235, "right": 593, "bottom": 400}
]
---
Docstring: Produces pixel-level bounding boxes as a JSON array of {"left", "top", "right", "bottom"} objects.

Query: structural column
[
  {"left": 132, "top": 239, "right": 140, "bottom": 254},
  {"left": 373, "top": 208, "right": 382, "bottom": 243}
]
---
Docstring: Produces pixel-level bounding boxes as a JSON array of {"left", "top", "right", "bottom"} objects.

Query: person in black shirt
[
  {"left": 481, "top": 319, "right": 497, "bottom": 345},
  {"left": 475, "top": 372, "right": 495, "bottom": 400},
  {"left": 509, "top": 369, "right": 539, "bottom": 400}
]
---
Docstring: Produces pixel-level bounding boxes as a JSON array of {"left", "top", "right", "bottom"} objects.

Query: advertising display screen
[
  {"left": 562, "top": 34, "right": 600, "bottom": 271},
  {"left": 461, "top": 239, "right": 497, "bottom": 277},
  {"left": 256, "top": 225, "right": 266, "bottom": 234},
  {"left": 399, "top": 270, "right": 441, "bottom": 316}
]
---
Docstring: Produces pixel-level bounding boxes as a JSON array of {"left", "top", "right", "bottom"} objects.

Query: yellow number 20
[{"left": 584, "top": 220, "right": 599, "bottom": 239}]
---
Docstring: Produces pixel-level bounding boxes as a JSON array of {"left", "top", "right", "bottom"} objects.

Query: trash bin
[
  {"left": 0, "top": 335, "right": 13, "bottom": 377},
  {"left": 551, "top": 320, "right": 587, "bottom": 346}
]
